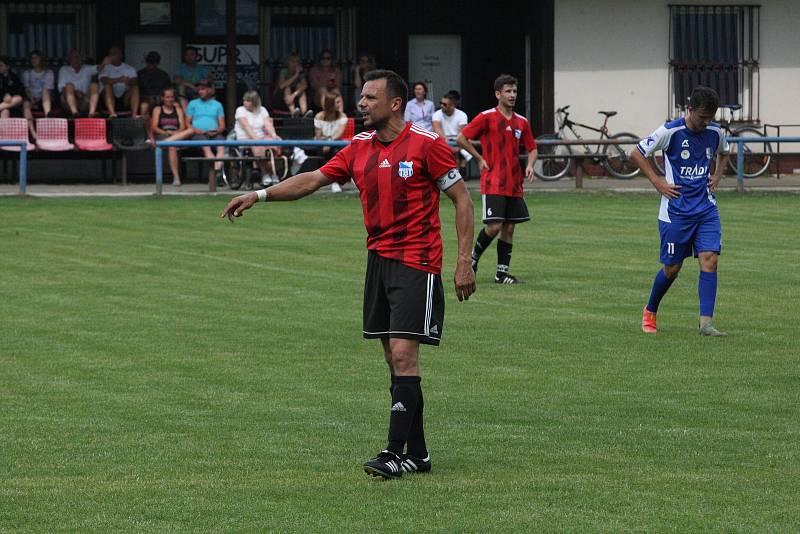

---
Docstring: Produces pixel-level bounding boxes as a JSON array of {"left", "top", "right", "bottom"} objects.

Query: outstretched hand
[{"left": 221, "top": 192, "right": 257, "bottom": 223}]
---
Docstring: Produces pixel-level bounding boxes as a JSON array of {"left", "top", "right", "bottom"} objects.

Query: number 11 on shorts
[{"left": 667, "top": 242, "right": 675, "bottom": 255}]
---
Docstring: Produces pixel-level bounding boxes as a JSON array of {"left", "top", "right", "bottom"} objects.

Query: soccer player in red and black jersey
[
  {"left": 457, "top": 74, "right": 537, "bottom": 284},
  {"left": 221, "top": 70, "right": 476, "bottom": 480}
]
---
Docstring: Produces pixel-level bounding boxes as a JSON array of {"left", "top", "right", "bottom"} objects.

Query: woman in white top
[
  {"left": 22, "top": 50, "right": 54, "bottom": 136},
  {"left": 314, "top": 94, "right": 348, "bottom": 191},
  {"left": 235, "top": 90, "right": 283, "bottom": 185}
]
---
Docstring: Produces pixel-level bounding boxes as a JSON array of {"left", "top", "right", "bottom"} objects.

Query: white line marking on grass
[{"left": 140, "top": 244, "right": 363, "bottom": 285}]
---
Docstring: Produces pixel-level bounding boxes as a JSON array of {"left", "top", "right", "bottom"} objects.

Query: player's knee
[
  {"left": 663, "top": 263, "right": 682, "bottom": 278},
  {"left": 390, "top": 349, "right": 418, "bottom": 373},
  {"left": 485, "top": 222, "right": 502, "bottom": 236}
]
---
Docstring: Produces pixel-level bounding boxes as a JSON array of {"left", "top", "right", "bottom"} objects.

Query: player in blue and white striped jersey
[{"left": 630, "top": 86, "right": 730, "bottom": 336}]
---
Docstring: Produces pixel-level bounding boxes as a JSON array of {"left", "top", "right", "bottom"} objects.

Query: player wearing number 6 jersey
[
  {"left": 630, "top": 86, "right": 730, "bottom": 336},
  {"left": 457, "top": 74, "right": 537, "bottom": 285},
  {"left": 221, "top": 70, "right": 476, "bottom": 479}
]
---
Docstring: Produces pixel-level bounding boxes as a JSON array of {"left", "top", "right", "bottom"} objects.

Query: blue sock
[
  {"left": 698, "top": 271, "right": 717, "bottom": 317},
  {"left": 646, "top": 269, "right": 676, "bottom": 313}
]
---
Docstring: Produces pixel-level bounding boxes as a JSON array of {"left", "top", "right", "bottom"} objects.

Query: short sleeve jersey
[
  {"left": 320, "top": 123, "right": 459, "bottom": 275},
  {"left": 460, "top": 108, "right": 536, "bottom": 197},
  {"left": 186, "top": 98, "right": 224, "bottom": 132},
  {"left": 636, "top": 117, "right": 729, "bottom": 222}
]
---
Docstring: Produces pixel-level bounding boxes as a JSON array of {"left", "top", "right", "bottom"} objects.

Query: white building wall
[{"left": 554, "top": 0, "right": 800, "bottom": 137}]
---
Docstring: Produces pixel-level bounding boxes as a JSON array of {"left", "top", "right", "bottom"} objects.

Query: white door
[
  {"left": 408, "top": 35, "right": 461, "bottom": 104},
  {"left": 124, "top": 34, "right": 182, "bottom": 78}
]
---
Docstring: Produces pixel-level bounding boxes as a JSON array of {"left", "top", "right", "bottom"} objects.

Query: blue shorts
[{"left": 659, "top": 211, "right": 722, "bottom": 265}]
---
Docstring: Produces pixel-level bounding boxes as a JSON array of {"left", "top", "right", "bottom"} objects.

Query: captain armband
[{"left": 436, "top": 168, "right": 462, "bottom": 191}]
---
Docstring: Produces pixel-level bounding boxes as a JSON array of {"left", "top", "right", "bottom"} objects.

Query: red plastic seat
[
  {"left": 341, "top": 117, "right": 355, "bottom": 140},
  {"left": 0, "top": 118, "right": 35, "bottom": 152},
  {"left": 74, "top": 118, "right": 113, "bottom": 151},
  {"left": 35, "top": 118, "right": 74, "bottom": 151}
]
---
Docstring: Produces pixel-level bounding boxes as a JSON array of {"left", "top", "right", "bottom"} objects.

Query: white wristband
[{"left": 256, "top": 189, "right": 268, "bottom": 202}]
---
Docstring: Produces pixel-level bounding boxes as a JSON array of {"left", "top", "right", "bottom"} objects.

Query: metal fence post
[
  {"left": 155, "top": 146, "right": 163, "bottom": 196},
  {"left": 19, "top": 144, "right": 28, "bottom": 195},
  {"left": 736, "top": 140, "right": 745, "bottom": 193}
]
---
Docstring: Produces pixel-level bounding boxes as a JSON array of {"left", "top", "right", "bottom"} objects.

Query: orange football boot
[{"left": 642, "top": 306, "right": 657, "bottom": 334}]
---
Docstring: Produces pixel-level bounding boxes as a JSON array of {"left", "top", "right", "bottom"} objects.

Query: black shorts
[
  {"left": 363, "top": 250, "right": 444, "bottom": 346},
  {"left": 481, "top": 194, "right": 531, "bottom": 224}
]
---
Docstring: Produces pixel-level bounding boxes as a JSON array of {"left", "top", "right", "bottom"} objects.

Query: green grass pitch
[{"left": 1, "top": 191, "right": 798, "bottom": 531}]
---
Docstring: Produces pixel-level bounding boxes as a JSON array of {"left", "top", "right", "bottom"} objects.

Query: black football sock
[
  {"left": 472, "top": 228, "right": 495, "bottom": 263},
  {"left": 496, "top": 239, "right": 513, "bottom": 278},
  {"left": 406, "top": 383, "right": 427, "bottom": 458},
  {"left": 386, "top": 376, "right": 421, "bottom": 455}
]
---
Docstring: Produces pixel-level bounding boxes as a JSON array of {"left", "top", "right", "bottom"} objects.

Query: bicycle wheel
[
  {"left": 602, "top": 132, "right": 640, "bottom": 179},
  {"left": 649, "top": 152, "right": 665, "bottom": 175},
  {"left": 727, "top": 127, "right": 772, "bottom": 178},
  {"left": 225, "top": 148, "right": 245, "bottom": 190},
  {"left": 534, "top": 134, "right": 572, "bottom": 181}
]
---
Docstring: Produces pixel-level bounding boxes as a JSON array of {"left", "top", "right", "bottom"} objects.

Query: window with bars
[{"left": 669, "top": 4, "right": 760, "bottom": 122}]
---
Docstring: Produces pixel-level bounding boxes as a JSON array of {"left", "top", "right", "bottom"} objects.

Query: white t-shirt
[
  {"left": 22, "top": 69, "right": 54, "bottom": 100},
  {"left": 234, "top": 105, "right": 271, "bottom": 139},
  {"left": 98, "top": 62, "right": 137, "bottom": 97},
  {"left": 57, "top": 64, "right": 97, "bottom": 93},
  {"left": 314, "top": 115, "right": 348, "bottom": 139},
  {"left": 432, "top": 108, "right": 468, "bottom": 138}
]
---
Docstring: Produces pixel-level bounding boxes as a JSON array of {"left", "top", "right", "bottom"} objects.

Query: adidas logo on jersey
[
  {"left": 506, "top": 125, "right": 512, "bottom": 131},
  {"left": 682, "top": 139, "right": 690, "bottom": 147},
  {"left": 391, "top": 402, "right": 407, "bottom": 412},
  {"left": 379, "top": 159, "right": 391, "bottom": 168}
]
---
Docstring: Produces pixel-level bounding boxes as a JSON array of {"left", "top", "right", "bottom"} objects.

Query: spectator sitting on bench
[
  {"left": 277, "top": 53, "right": 310, "bottom": 117},
  {"left": 138, "top": 51, "right": 171, "bottom": 117},
  {"left": 99, "top": 46, "right": 139, "bottom": 118},
  {"left": 22, "top": 50, "right": 55, "bottom": 121},
  {"left": 0, "top": 56, "right": 24, "bottom": 118},
  {"left": 174, "top": 46, "right": 209, "bottom": 110},
  {"left": 235, "top": 89, "right": 283, "bottom": 186},
  {"left": 309, "top": 49, "right": 342, "bottom": 110},
  {"left": 432, "top": 90, "right": 472, "bottom": 170},
  {"left": 404, "top": 81, "right": 435, "bottom": 131},
  {"left": 58, "top": 48, "right": 100, "bottom": 117},
  {"left": 313, "top": 94, "right": 348, "bottom": 192},
  {"left": 186, "top": 78, "right": 226, "bottom": 183},
  {"left": 152, "top": 87, "right": 193, "bottom": 186}
]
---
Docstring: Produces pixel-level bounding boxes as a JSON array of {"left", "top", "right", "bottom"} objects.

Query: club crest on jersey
[
  {"left": 681, "top": 149, "right": 691, "bottom": 160},
  {"left": 398, "top": 161, "right": 414, "bottom": 179},
  {"left": 706, "top": 147, "right": 713, "bottom": 160},
  {"left": 514, "top": 128, "right": 522, "bottom": 139}
]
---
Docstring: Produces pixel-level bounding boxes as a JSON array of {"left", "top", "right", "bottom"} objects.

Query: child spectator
[
  {"left": 277, "top": 53, "right": 310, "bottom": 117},
  {"left": 98, "top": 46, "right": 139, "bottom": 118},
  {"left": 174, "top": 46, "right": 210, "bottom": 110},
  {"left": 404, "top": 81, "right": 435, "bottom": 131},
  {"left": 308, "top": 49, "right": 342, "bottom": 110},
  {"left": 0, "top": 56, "right": 24, "bottom": 118},
  {"left": 185, "top": 78, "right": 226, "bottom": 183},
  {"left": 22, "top": 50, "right": 55, "bottom": 119},
  {"left": 137, "top": 51, "right": 172, "bottom": 116},
  {"left": 58, "top": 48, "right": 100, "bottom": 117},
  {"left": 151, "top": 87, "right": 193, "bottom": 186}
]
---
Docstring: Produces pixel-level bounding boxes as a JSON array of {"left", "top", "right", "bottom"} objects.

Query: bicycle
[
  {"left": 534, "top": 105, "right": 641, "bottom": 180},
  {"left": 649, "top": 104, "right": 772, "bottom": 178}
]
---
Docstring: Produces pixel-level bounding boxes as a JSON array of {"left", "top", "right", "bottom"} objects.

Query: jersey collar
[{"left": 373, "top": 121, "right": 412, "bottom": 148}]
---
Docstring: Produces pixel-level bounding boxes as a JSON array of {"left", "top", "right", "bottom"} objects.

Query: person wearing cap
[
  {"left": 137, "top": 51, "right": 172, "bottom": 116},
  {"left": 185, "top": 77, "right": 226, "bottom": 182}
]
